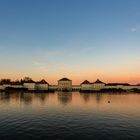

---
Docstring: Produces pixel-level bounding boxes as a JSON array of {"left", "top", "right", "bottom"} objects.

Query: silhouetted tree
[
  {"left": 1, "top": 79, "right": 11, "bottom": 84},
  {"left": 22, "top": 77, "right": 32, "bottom": 82}
]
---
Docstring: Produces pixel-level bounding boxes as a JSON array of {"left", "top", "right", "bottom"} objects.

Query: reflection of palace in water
[
  {"left": 0, "top": 92, "right": 50, "bottom": 105},
  {"left": 80, "top": 93, "right": 103, "bottom": 104},
  {"left": 57, "top": 92, "right": 72, "bottom": 105},
  {"left": 0, "top": 92, "right": 140, "bottom": 109}
]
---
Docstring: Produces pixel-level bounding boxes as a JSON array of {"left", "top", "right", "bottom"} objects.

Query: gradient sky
[{"left": 0, "top": 0, "right": 140, "bottom": 84}]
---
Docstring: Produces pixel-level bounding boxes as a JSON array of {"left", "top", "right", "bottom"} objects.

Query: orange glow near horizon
[{"left": 0, "top": 71, "right": 140, "bottom": 85}]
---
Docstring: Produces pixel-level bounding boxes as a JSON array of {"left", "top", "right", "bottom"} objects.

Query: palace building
[{"left": 58, "top": 78, "right": 72, "bottom": 91}]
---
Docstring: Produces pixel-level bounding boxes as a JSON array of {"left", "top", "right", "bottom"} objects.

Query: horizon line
[{"left": 0, "top": 77, "right": 140, "bottom": 85}]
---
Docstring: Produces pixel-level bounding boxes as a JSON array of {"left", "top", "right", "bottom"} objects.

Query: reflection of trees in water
[
  {"left": 57, "top": 92, "right": 72, "bottom": 105},
  {"left": 0, "top": 92, "right": 10, "bottom": 103},
  {"left": 0, "top": 92, "right": 22, "bottom": 103},
  {"left": 20, "top": 93, "right": 33, "bottom": 105}
]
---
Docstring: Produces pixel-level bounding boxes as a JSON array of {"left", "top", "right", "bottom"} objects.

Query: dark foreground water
[{"left": 0, "top": 92, "right": 140, "bottom": 140}]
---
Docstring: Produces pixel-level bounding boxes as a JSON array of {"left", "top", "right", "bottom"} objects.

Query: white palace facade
[
  {"left": 80, "top": 79, "right": 140, "bottom": 91},
  {"left": 0, "top": 77, "right": 140, "bottom": 92}
]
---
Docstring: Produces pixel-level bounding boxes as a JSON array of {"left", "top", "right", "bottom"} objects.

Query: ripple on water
[{"left": 0, "top": 92, "right": 140, "bottom": 140}]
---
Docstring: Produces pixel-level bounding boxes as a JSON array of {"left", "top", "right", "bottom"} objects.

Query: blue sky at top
[{"left": 0, "top": 0, "right": 140, "bottom": 84}]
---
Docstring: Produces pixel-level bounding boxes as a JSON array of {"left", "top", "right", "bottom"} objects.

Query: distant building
[
  {"left": 80, "top": 80, "right": 91, "bottom": 91},
  {"left": 105, "top": 83, "right": 130, "bottom": 89},
  {"left": 91, "top": 79, "right": 105, "bottom": 91},
  {"left": 105, "top": 83, "right": 140, "bottom": 91},
  {"left": 23, "top": 79, "right": 36, "bottom": 91},
  {"left": 0, "top": 83, "right": 4, "bottom": 90},
  {"left": 35, "top": 79, "right": 49, "bottom": 91},
  {"left": 10, "top": 81, "right": 23, "bottom": 88},
  {"left": 58, "top": 78, "right": 72, "bottom": 91},
  {"left": 72, "top": 85, "right": 81, "bottom": 91},
  {"left": 49, "top": 85, "right": 58, "bottom": 91},
  {"left": 0, "top": 79, "right": 11, "bottom": 90},
  {"left": 0, "top": 76, "right": 140, "bottom": 92}
]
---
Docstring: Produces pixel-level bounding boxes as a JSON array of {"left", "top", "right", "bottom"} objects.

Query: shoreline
[{"left": 1, "top": 88, "right": 140, "bottom": 93}]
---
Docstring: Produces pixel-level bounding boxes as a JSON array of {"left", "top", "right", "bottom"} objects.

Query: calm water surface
[{"left": 0, "top": 92, "right": 140, "bottom": 140}]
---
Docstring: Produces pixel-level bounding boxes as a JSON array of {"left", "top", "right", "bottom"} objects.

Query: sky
[{"left": 0, "top": 0, "right": 140, "bottom": 84}]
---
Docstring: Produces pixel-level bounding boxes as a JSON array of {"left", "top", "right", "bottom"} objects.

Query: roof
[
  {"left": 58, "top": 77, "right": 71, "bottom": 81},
  {"left": 106, "top": 83, "right": 130, "bottom": 86},
  {"left": 37, "top": 79, "right": 48, "bottom": 84},
  {"left": 23, "top": 79, "right": 35, "bottom": 83},
  {"left": 11, "top": 81, "right": 21, "bottom": 85},
  {"left": 94, "top": 79, "right": 104, "bottom": 84},
  {"left": 81, "top": 80, "right": 91, "bottom": 84}
]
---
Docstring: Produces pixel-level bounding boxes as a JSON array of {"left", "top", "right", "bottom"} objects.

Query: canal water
[{"left": 0, "top": 92, "right": 140, "bottom": 140}]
